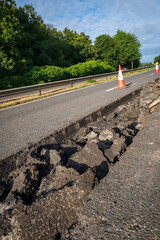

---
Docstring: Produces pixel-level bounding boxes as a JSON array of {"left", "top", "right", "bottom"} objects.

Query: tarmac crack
[{"left": 0, "top": 78, "right": 160, "bottom": 240}]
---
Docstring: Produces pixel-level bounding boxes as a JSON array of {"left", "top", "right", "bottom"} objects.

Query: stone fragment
[
  {"left": 99, "top": 129, "right": 114, "bottom": 141},
  {"left": 123, "top": 109, "right": 140, "bottom": 120},
  {"left": 123, "top": 128, "right": 136, "bottom": 136},
  {"left": 26, "top": 155, "right": 47, "bottom": 165},
  {"left": 111, "top": 137, "right": 126, "bottom": 155},
  {"left": 152, "top": 82, "right": 160, "bottom": 92},
  {"left": 61, "top": 140, "right": 81, "bottom": 156},
  {"left": 7, "top": 159, "right": 48, "bottom": 203},
  {"left": 87, "top": 121, "right": 108, "bottom": 133},
  {"left": 37, "top": 166, "right": 79, "bottom": 196},
  {"left": 14, "top": 169, "right": 95, "bottom": 240},
  {"left": 116, "top": 105, "right": 128, "bottom": 114},
  {"left": 135, "top": 123, "right": 143, "bottom": 130},
  {"left": 140, "top": 92, "right": 158, "bottom": 108},
  {"left": 0, "top": 210, "right": 13, "bottom": 238},
  {"left": 49, "top": 149, "right": 61, "bottom": 166},
  {"left": 149, "top": 96, "right": 160, "bottom": 113},
  {"left": 73, "top": 127, "right": 90, "bottom": 143},
  {"left": 104, "top": 136, "right": 126, "bottom": 163},
  {"left": 103, "top": 149, "right": 115, "bottom": 163},
  {"left": 73, "top": 128, "right": 98, "bottom": 144},
  {"left": 67, "top": 142, "right": 109, "bottom": 179},
  {"left": 85, "top": 131, "right": 98, "bottom": 142},
  {"left": 116, "top": 121, "right": 130, "bottom": 131}
]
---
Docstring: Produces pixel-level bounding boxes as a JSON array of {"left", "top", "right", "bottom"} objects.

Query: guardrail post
[
  {"left": 39, "top": 88, "right": 41, "bottom": 95},
  {"left": 0, "top": 66, "right": 154, "bottom": 98}
]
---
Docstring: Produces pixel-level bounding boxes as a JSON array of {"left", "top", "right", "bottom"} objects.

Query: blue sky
[{"left": 16, "top": 0, "right": 160, "bottom": 63}]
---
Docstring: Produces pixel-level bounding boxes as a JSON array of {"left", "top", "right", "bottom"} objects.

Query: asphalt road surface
[
  {"left": 65, "top": 105, "right": 160, "bottom": 240},
  {"left": 0, "top": 69, "right": 159, "bottom": 161},
  {"left": 0, "top": 74, "right": 112, "bottom": 101}
]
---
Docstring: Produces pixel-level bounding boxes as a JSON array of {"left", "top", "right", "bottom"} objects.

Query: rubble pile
[{"left": 0, "top": 78, "right": 160, "bottom": 240}]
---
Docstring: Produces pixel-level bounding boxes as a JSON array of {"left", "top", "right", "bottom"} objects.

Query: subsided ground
[
  {"left": 65, "top": 105, "right": 160, "bottom": 240},
  {"left": 0, "top": 77, "right": 160, "bottom": 240}
]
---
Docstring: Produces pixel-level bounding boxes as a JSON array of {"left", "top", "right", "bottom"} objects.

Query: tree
[
  {"left": 0, "top": 0, "right": 46, "bottom": 75},
  {"left": 154, "top": 55, "right": 160, "bottom": 63},
  {"left": 0, "top": 0, "right": 142, "bottom": 90},
  {"left": 94, "top": 34, "right": 116, "bottom": 66},
  {"left": 63, "top": 28, "right": 94, "bottom": 63},
  {"left": 94, "top": 31, "right": 141, "bottom": 69},
  {"left": 0, "top": 0, "right": 22, "bottom": 76},
  {"left": 113, "top": 30, "right": 141, "bottom": 69},
  {"left": 0, "top": 1, "right": 60, "bottom": 75}
]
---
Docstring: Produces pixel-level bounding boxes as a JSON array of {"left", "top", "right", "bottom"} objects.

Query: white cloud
[{"left": 16, "top": 0, "right": 160, "bottom": 62}]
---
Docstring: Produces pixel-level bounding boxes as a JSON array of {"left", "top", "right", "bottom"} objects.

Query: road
[
  {"left": 0, "top": 69, "right": 159, "bottom": 161},
  {"left": 66, "top": 105, "right": 160, "bottom": 240},
  {"left": 0, "top": 74, "right": 114, "bottom": 101}
]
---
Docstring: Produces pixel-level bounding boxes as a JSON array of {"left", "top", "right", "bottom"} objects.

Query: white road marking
[
  {"left": 150, "top": 73, "right": 154, "bottom": 75},
  {"left": 0, "top": 83, "right": 102, "bottom": 112},
  {"left": 106, "top": 87, "right": 116, "bottom": 92},
  {"left": 0, "top": 69, "right": 154, "bottom": 111}
]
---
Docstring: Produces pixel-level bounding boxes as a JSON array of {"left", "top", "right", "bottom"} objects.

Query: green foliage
[
  {"left": 0, "top": 0, "right": 94, "bottom": 79},
  {"left": 0, "top": 74, "right": 33, "bottom": 89},
  {"left": 67, "top": 61, "right": 115, "bottom": 78},
  {"left": 154, "top": 55, "right": 160, "bottom": 63},
  {"left": 26, "top": 66, "right": 69, "bottom": 83},
  {"left": 0, "top": 61, "right": 115, "bottom": 89},
  {"left": 86, "top": 79, "right": 96, "bottom": 83},
  {"left": 113, "top": 30, "right": 141, "bottom": 68},
  {"left": 0, "top": 1, "right": 141, "bottom": 90},
  {"left": 94, "top": 34, "right": 116, "bottom": 66},
  {"left": 94, "top": 30, "right": 141, "bottom": 69},
  {"left": 38, "top": 80, "right": 45, "bottom": 84}
]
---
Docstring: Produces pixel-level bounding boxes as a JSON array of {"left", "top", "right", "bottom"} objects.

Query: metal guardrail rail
[{"left": 0, "top": 66, "right": 152, "bottom": 98}]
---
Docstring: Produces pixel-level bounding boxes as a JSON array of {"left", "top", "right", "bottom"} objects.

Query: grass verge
[{"left": 0, "top": 67, "right": 155, "bottom": 109}]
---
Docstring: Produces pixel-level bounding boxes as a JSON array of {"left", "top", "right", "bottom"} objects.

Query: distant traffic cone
[
  {"left": 155, "top": 62, "right": 159, "bottom": 73},
  {"left": 117, "top": 65, "right": 126, "bottom": 89}
]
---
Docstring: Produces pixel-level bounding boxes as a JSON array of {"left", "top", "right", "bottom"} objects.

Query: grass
[
  {"left": 0, "top": 67, "right": 155, "bottom": 109},
  {"left": 86, "top": 79, "right": 96, "bottom": 83}
]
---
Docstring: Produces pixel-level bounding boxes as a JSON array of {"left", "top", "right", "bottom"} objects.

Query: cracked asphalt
[
  {"left": 0, "top": 69, "right": 158, "bottom": 161},
  {"left": 64, "top": 105, "right": 160, "bottom": 240}
]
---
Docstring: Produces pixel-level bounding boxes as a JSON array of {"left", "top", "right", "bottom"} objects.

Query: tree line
[
  {"left": 154, "top": 55, "right": 160, "bottom": 63},
  {"left": 0, "top": 0, "right": 142, "bottom": 89}
]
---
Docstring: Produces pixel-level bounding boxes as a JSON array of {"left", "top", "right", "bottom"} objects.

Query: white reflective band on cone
[{"left": 118, "top": 70, "right": 123, "bottom": 80}]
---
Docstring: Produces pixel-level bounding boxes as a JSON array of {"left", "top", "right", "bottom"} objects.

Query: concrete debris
[
  {"left": 149, "top": 96, "right": 160, "bottom": 113},
  {"left": 104, "top": 136, "right": 126, "bottom": 163},
  {"left": 0, "top": 78, "right": 160, "bottom": 239},
  {"left": 37, "top": 166, "right": 79, "bottom": 197},
  {"left": 99, "top": 129, "right": 114, "bottom": 141},
  {"left": 67, "top": 142, "right": 109, "bottom": 180}
]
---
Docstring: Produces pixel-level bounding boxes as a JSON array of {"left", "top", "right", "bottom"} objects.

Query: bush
[
  {"left": 25, "top": 66, "right": 70, "bottom": 83},
  {"left": 0, "top": 61, "right": 115, "bottom": 89},
  {"left": 86, "top": 79, "right": 96, "bottom": 83},
  {"left": 0, "top": 75, "right": 35, "bottom": 90},
  {"left": 0, "top": 78, "right": 11, "bottom": 90},
  {"left": 66, "top": 60, "right": 115, "bottom": 78}
]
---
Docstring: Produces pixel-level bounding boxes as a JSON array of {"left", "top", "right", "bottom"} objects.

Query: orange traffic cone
[
  {"left": 117, "top": 65, "right": 126, "bottom": 89},
  {"left": 155, "top": 62, "right": 159, "bottom": 73}
]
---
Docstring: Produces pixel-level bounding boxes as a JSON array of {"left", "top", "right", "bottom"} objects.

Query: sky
[{"left": 16, "top": 0, "right": 160, "bottom": 63}]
